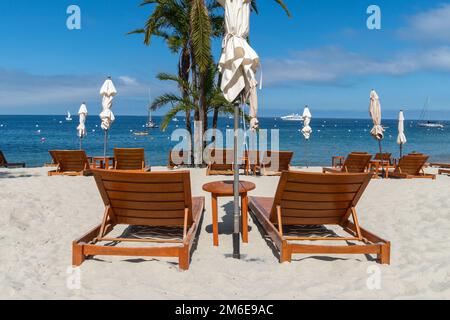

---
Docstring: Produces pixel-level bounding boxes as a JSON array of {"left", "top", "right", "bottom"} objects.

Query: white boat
[
  {"left": 280, "top": 113, "right": 303, "bottom": 121},
  {"left": 145, "top": 108, "right": 158, "bottom": 129},
  {"left": 66, "top": 111, "right": 72, "bottom": 121},
  {"left": 172, "top": 118, "right": 179, "bottom": 122},
  {"left": 418, "top": 97, "right": 444, "bottom": 129}
]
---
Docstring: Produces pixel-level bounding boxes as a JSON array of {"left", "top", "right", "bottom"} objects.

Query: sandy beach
[{"left": 1, "top": 166, "right": 449, "bottom": 300}]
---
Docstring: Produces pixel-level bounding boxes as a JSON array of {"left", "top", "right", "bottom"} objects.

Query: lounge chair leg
[
  {"left": 179, "top": 247, "right": 190, "bottom": 271},
  {"left": 72, "top": 242, "right": 85, "bottom": 266},
  {"left": 280, "top": 242, "right": 292, "bottom": 263},
  {"left": 378, "top": 242, "right": 391, "bottom": 265}
]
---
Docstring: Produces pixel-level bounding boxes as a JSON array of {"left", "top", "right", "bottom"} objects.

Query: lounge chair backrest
[
  {"left": 395, "top": 154, "right": 429, "bottom": 175},
  {"left": 270, "top": 171, "right": 372, "bottom": 225},
  {"left": 245, "top": 150, "right": 260, "bottom": 165},
  {"left": 114, "top": 148, "right": 145, "bottom": 170},
  {"left": 51, "top": 150, "right": 90, "bottom": 172},
  {"left": 207, "top": 149, "right": 234, "bottom": 170},
  {"left": 342, "top": 153, "right": 372, "bottom": 173},
  {"left": 374, "top": 153, "right": 392, "bottom": 162},
  {"left": 92, "top": 170, "right": 193, "bottom": 226},
  {"left": 261, "top": 151, "right": 294, "bottom": 172},
  {"left": 0, "top": 151, "right": 6, "bottom": 166},
  {"left": 168, "top": 150, "right": 190, "bottom": 168}
]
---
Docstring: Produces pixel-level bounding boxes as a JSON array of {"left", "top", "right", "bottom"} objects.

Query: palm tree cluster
[{"left": 129, "top": 0, "right": 290, "bottom": 165}]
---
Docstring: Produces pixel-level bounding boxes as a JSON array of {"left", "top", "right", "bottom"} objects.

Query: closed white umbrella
[
  {"left": 397, "top": 110, "right": 407, "bottom": 157},
  {"left": 218, "top": 0, "right": 261, "bottom": 259},
  {"left": 301, "top": 106, "right": 312, "bottom": 140},
  {"left": 369, "top": 89, "right": 385, "bottom": 176},
  {"left": 302, "top": 106, "right": 312, "bottom": 168},
  {"left": 77, "top": 103, "right": 88, "bottom": 149},
  {"left": 99, "top": 77, "right": 117, "bottom": 158}
]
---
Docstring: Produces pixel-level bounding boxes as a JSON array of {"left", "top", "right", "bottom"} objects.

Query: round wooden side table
[{"left": 202, "top": 180, "right": 256, "bottom": 246}]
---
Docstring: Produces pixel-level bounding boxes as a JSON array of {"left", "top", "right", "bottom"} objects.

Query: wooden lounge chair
[
  {"left": 0, "top": 151, "right": 25, "bottom": 168},
  {"left": 323, "top": 153, "right": 372, "bottom": 174},
  {"left": 114, "top": 148, "right": 151, "bottom": 172},
  {"left": 430, "top": 162, "right": 450, "bottom": 169},
  {"left": 438, "top": 169, "right": 450, "bottom": 175},
  {"left": 206, "top": 149, "right": 234, "bottom": 175},
  {"left": 72, "top": 170, "right": 205, "bottom": 271},
  {"left": 248, "top": 171, "right": 390, "bottom": 264},
  {"left": 259, "top": 151, "right": 294, "bottom": 176},
  {"left": 168, "top": 149, "right": 190, "bottom": 169},
  {"left": 388, "top": 154, "right": 436, "bottom": 179},
  {"left": 374, "top": 153, "right": 392, "bottom": 164},
  {"left": 47, "top": 150, "right": 91, "bottom": 176}
]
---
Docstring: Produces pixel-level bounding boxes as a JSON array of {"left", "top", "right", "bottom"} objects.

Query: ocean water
[{"left": 0, "top": 115, "right": 449, "bottom": 168}]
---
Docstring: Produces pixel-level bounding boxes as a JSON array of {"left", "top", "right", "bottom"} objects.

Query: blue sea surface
[{"left": 0, "top": 115, "right": 449, "bottom": 167}]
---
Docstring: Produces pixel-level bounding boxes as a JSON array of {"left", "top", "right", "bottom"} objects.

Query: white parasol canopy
[
  {"left": 99, "top": 78, "right": 117, "bottom": 131},
  {"left": 397, "top": 110, "right": 407, "bottom": 145},
  {"left": 218, "top": 0, "right": 260, "bottom": 130},
  {"left": 301, "top": 106, "right": 312, "bottom": 140},
  {"left": 77, "top": 103, "right": 88, "bottom": 139},
  {"left": 369, "top": 89, "right": 384, "bottom": 140}
]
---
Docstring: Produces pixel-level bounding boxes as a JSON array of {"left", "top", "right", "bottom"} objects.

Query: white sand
[{"left": 1, "top": 166, "right": 449, "bottom": 299}]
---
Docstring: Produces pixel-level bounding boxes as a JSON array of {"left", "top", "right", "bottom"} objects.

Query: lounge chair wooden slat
[
  {"left": 248, "top": 171, "right": 390, "bottom": 265},
  {"left": 102, "top": 181, "right": 185, "bottom": 193},
  {"left": 110, "top": 200, "right": 186, "bottom": 211},
  {"left": 260, "top": 151, "right": 294, "bottom": 176},
  {"left": 0, "top": 151, "right": 26, "bottom": 168},
  {"left": 206, "top": 149, "right": 234, "bottom": 175},
  {"left": 284, "top": 182, "right": 362, "bottom": 193},
  {"left": 73, "top": 170, "right": 205, "bottom": 270}
]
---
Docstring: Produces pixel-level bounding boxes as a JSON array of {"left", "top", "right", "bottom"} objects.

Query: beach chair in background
[
  {"left": 438, "top": 169, "right": 450, "bottom": 175},
  {"left": 0, "top": 151, "right": 26, "bottom": 168},
  {"left": 113, "top": 148, "right": 151, "bottom": 172},
  {"left": 72, "top": 170, "right": 205, "bottom": 271},
  {"left": 388, "top": 154, "right": 436, "bottom": 179},
  {"left": 259, "top": 151, "right": 294, "bottom": 176},
  {"left": 168, "top": 149, "right": 190, "bottom": 169},
  {"left": 248, "top": 171, "right": 390, "bottom": 265},
  {"left": 47, "top": 150, "right": 91, "bottom": 176},
  {"left": 206, "top": 149, "right": 234, "bottom": 175},
  {"left": 323, "top": 153, "right": 372, "bottom": 174},
  {"left": 244, "top": 150, "right": 261, "bottom": 175}
]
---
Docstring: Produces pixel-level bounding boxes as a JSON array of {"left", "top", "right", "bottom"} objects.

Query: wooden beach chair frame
[
  {"left": 388, "top": 154, "right": 435, "bottom": 179},
  {"left": 323, "top": 153, "right": 372, "bottom": 174},
  {"left": 114, "top": 148, "right": 151, "bottom": 172},
  {"left": 260, "top": 151, "right": 294, "bottom": 176},
  {"left": 0, "top": 150, "right": 26, "bottom": 168},
  {"left": 248, "top": 171, "right": 390, "bottom": 264},
  {"left": 72, "top": 170, "right": 205, "bottom": 271},
  {"left": 47, "top": 150, "right": 92, "bottom": 176},
  {"left": 438, "top": 169, "right": 450, "bottom": 175},
  {"left": 206, "top": 149, "right": 234, "bottom": 175}
]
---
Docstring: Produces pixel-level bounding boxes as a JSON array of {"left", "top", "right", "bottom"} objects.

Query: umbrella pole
[
  {"left": 400, "top": 143, "right": 403, "bottom": 158},
  {"left": 104, "top": 130, "right": 108, "bottom": 162},
  {"left": 233, "top": 101, "right": 240, "bottom": 260},
  {"left": 378, "top": 139, "right": 385, "bottom": 178},
  {"left": 80, "top": 137, "right": 82, "bottom": 151}
]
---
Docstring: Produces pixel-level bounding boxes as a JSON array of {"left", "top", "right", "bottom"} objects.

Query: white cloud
[
  {"left": 263, "top": 46, "right": 450, "bottom": 86},
  {"left": 398, "top": 3, "right": 450, "bottom": 42},
  {"left": 0, "top": 69, "right": 171, "bottom": 108}
]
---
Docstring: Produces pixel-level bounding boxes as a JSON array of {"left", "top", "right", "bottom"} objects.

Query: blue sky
[{"left": 0, "top": 0, "right": 449, "bottom": 119}]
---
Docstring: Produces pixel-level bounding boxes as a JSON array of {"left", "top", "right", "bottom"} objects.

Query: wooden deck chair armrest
[{"left": 276, "top": 205, "right": 283, "bottom": 236}]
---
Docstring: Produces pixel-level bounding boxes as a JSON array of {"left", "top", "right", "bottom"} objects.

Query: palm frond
[{"left": 190, "top": 0, "right": 212, "bottom": 72}]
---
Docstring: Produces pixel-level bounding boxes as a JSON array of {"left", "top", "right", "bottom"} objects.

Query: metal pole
[
  {"left": 233, "top": 101, "right": 240, "bottom": 259},
  {"left": 104, "top": 130, "right": 108, "bottom": 160},
  {"left": 378, "top": 139, "right": 385, "bottom": 178},
  {"left": 400, "top": 143, "right": 403, "bottom": 158},
  {"left": 80, "top": 137, "right": 82, "bottom": 151}
]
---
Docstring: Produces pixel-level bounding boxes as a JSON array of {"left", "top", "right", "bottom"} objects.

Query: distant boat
[
  {"left": 172, "top": 118, "right": 179, "bottom": 122},
  {"left": 418, "top": 97, "right": 444, "bottom": 129},
  {"left": 281, "top": 113, "right": 303, "bottom": 121},
  {"left": 133, "top": 131, "right": 149, "bottom": 136},
  {"left": 66, "top": 111, "right": 72, "bottom": 121},
  {"left": 145, "top": 108, "right": 158, "bottom": 129}
]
